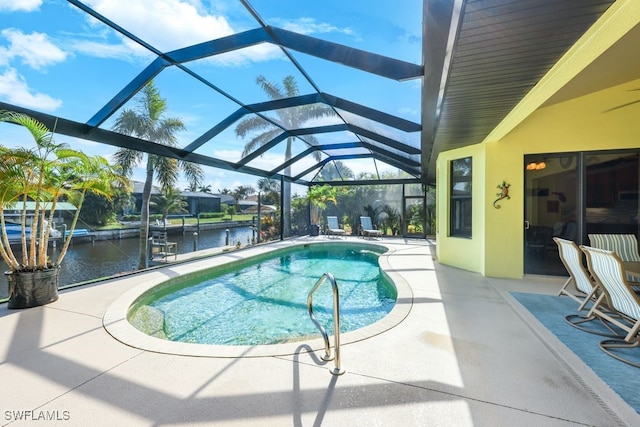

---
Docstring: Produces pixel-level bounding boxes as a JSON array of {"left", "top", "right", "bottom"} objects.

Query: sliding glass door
[
  {"left": 585, "top": 152, "right": 639, "bottom": 238},
  {"left": 524, "top": 154, "right": 578, "bottom": 275},
  {"left": 524, "top": 150, "right": 639, "bottom": 276}
]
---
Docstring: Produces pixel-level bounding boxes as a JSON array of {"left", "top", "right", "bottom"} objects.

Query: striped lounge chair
[
  {"left": 554, "top": 237, "right": 621, "bottom": 337},
  {"left": 588, "top": 233, "right": 640, "bottom": 283},
  {"left": 581, "top": 245, "right": 640, "bottom": 368}
]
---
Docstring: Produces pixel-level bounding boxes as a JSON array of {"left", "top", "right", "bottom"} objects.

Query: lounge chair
[
  {"left": 554, "top": 237, "right": 621, "bottom": 337},
  {"left": 326, "top": 216, "right": 345, "bottom": 239},
  {"left": 360, "top": 216, "right": 382, "bottom": 239},
  {"left": 588, "top": 233, "right": 640, "bottom": 283},
  {"left": 580, "top": 245, "right": 640, "bottom": 367}
]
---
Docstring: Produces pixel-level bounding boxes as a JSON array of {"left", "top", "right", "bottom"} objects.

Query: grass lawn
[{"left": 91, "top": 214, "right": 256, "bottom": 231}]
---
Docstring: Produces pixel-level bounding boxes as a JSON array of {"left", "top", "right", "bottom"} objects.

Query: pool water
[{"left": 128, "top": 244, "right": 396, "bottom": 345}]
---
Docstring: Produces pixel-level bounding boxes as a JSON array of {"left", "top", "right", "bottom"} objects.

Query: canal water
[{"left": 0, "top": 226, "right": 254, "bottom": 300}]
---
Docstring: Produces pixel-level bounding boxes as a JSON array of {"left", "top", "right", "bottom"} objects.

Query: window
[{"left": 450, "top": 157, "right": 472, "bottom": 237}]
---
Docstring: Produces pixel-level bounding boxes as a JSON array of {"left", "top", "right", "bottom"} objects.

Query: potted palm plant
[
  {"left": 0, "top": 110, "right": 126, "bottom": 308},
  {"left": 307, "top": 185, "right": 338, "bottom": 236}
]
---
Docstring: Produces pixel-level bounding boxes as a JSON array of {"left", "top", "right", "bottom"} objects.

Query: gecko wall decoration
[{"left": 493, "top": 181, "right": 511, "bottom": 209}]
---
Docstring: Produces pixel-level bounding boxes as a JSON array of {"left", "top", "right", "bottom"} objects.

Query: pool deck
[{"left": 1, "top": 236, "right": 638, "bottom": 426}]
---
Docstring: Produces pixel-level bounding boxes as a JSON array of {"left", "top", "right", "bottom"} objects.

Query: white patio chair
[
  {"left": 360, "top": 216, "right": 382, "bottom": 239},
  {"left": 554, "top": 237, "right": 622, "bottom": 337},
  {"left": 588, "top": 233, "right": 640, "bottom": 283},
  {"left": 326, "top": 216, "right": 345, "bottom": 239},
  {"left": 581, "top": 245, "right": 640, "bottom": 368}
]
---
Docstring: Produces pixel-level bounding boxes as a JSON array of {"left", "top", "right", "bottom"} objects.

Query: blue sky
[{"left": 0, "top": 0, "right": 422, "bottom": 194}]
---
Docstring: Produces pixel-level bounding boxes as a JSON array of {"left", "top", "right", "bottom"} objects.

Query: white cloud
[
  {"left": 1, "top": 29, "right": 67, "bottom": 70},
  {"left": 0, "top": 30, "right": 65, "bottom": 112},
  {"left": 79, "top": 0, "right": 280, "bottom": 66},
  {"left": 0, "top": 0, "right": 41, "bottom": 12},
  {"left": 72, "top": 39, "right": 140, "bottom": 61},
  {"left": 398, "top": 107, "right": 419, "bottom": 117},
  {"left": 272, "top": 17, "right": 357, "bottom": 38},
  {"left": 63, "top": 0, "right": 282, "bottom": 67},
  {"left": 0, "top": 68, "right": 62, "bottom": 111}
]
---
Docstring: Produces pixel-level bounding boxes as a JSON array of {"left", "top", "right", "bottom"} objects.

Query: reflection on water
[{"left": 0, "top": 226, "right": 254, "bottom": 299}]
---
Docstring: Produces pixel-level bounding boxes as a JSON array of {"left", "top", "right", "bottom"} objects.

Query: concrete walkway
[{"left": 1, "top": 237, "right": 638, "bottom": 426}]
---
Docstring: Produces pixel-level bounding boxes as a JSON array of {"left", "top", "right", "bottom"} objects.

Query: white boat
[{"left": 3, "top": 222, "right": 62, "bottom": 239}]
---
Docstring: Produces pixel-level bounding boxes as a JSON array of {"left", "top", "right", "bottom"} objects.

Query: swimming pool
[
  {"left": 128, "top": 243, "right": 396, "bottom": 346},
  {"left": 104, "top": 239, "right": 413, "bottom": 357}
]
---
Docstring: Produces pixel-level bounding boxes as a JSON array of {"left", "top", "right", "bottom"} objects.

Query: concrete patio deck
[{"left": 1, "top": 237, "right": 638, "bottom": 426}]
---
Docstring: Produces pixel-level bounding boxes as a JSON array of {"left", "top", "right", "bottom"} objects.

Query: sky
[{"left": 0, "top": 0, "right": 422, "bottom": 195}]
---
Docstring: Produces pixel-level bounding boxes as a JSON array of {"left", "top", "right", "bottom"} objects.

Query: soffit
[
  {"left": 543, "top": 21, "right": 640, "bottom": 108},
  {"left": 424, "top": 0, "right": 617, "bottom": 183}
]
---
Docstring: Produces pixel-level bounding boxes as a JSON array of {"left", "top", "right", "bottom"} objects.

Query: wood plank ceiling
[{"left": 422, "top": 0, "right": 617, "bottom": 183}]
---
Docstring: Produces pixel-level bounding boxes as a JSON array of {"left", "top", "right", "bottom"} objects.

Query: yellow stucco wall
[
  {"left": 436, "top": 0, "right": 640, "bottom": 278},
  {"left": 437, "top": 78, "right": 640, "bottom": 278},
  {"left": 436, "top": 144, "right": 486, "bottom": 274},
  {"left": 483, "top": 142, "right": 523, "bottom": 278}
]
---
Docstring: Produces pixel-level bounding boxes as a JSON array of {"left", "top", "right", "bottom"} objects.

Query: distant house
[
  {"left": 181, "top": 191, "right": 221, "bottom": 215},
  {"left": 129, "top": 181, "right": 161, "bottom": 215},
  {"left": 130, "top": 181, "right": 234, "bottom": 216},
  {"left": 216, "top": 194, "right": 235, "bottom": 207},
  {"left": 237, "top": 200, "right": 276, "bottom": 214}
]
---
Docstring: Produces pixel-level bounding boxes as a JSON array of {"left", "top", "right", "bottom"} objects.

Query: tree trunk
[
  {"left": 138, "top": 159, "right": 154, "bottom": 269},
  {"left": 283, "top": 139, "right": 293, "bottom": 238}
]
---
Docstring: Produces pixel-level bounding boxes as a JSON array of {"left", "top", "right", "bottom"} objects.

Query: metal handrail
[{"left": 307, "top": 272, "right": 345, "bottom": 375}]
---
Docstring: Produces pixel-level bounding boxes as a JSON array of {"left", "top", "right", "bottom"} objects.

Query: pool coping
[{"left": 102, "top": 239, "right": 413, "bottom": 358}]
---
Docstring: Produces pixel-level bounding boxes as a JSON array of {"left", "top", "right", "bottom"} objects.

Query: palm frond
[
  {"left": 234, "top": 116, "right": 273, "bottom": 138},
  {"left": 151, "top": 155, "right": 179, "bottom": 191},
  {"left": 282, "top": 75, "right": 299, "bottom": 97},
  {"left": 300, "top": 135, "right": 323, "bottom": 162},
  {"left": 113, "top": 149, "right": 143, "bottom": 176},
  {"left": 257, "top": 75, "right": 285, "bottom": 100},
  {"left": 241, "top": 128, "right": 282, "bottom": 157},
  {"left": 297, "top": 104, "right": 335, "bottom": 123},
  {"left": 180, "top": 160, "right": 204, "bottom": 188},
  {"left": 0, "top": 110, "right": 53, "bottom": 148},
  {"left": 112, "top": 109, "right": 147, "bottom": 137}
]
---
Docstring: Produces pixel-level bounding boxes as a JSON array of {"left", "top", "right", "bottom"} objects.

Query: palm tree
[
  {"left": 318, "top": 160, "right": 354, "bottom": 181},
  {"left": 198, "top": 184, "right": 212, "bottom": 193},
  {"left": 150, "top": 187, "right": 188, "bottom": 223},
  {"left": 257, "top": 177, "right": 280, "bottom": 193},
  {"left": 235, "top": 75, "right": 334, "bottom": 237},
  {"left": 307, "top": 184, "right": 338, "bottom": 226},
  {"left": 257, "top": 177, "right": 280, "bottom": 206},
  {"left": 231, "top": 185, "right": 255, "bottom": 211},
  {"left": 112, "top": 81, "right": 203, "bottom": 269},
  {"left": 225, "top": 204, "right": 235, "bottom": 220},
  {"left": 0, "top": 111, "right": 126, "bottom": 272}
]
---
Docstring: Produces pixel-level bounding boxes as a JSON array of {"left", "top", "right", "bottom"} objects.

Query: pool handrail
[{"left": 307, "top": 272, "right": 345, "bottom": 375}]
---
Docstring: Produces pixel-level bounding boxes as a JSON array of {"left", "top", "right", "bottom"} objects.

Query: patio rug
[{"left": 510, "top": 292, "right": 640, "bottom": 415}]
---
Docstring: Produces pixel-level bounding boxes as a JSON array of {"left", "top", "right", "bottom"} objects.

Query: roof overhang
[{"left": 422, "top": 0, "right": 619, "bottom": 183}]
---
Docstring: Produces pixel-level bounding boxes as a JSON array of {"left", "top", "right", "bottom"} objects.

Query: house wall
[
  {"left": 436, "top": 0, "right": 640, "bottom": 278},
  {"left": 436, "top": 144, "right": 486, "bottom": 274},
  {"left": 437, "top": 77, "right": 640, "bottom": 278}
]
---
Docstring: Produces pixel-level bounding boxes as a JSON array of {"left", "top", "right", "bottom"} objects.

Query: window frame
[{"left": 450, "top": 156, "right": 472, "bottom": 238}]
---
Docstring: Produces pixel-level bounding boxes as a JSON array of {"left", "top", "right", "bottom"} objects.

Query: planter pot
[{"left": 6, "top": 268, "right": 59, "bottom": 309}]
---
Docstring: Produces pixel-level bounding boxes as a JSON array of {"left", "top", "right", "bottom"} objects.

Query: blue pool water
[{"left": 128, "top": 243, "right": 396, "bottom": 345}]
